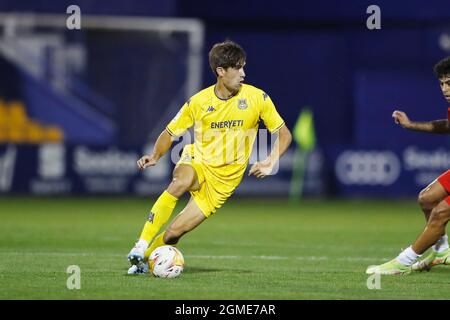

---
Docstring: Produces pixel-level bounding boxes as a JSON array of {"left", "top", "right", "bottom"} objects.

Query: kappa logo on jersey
[
  {"left": 262, "top": 93, "right": 268, "bottom": 101},
  {"left": 237, "top": 99, "right": 248, "bottom": 110},
  {"left": 206, "top": 106, "right": 216, "bottom": 112}
]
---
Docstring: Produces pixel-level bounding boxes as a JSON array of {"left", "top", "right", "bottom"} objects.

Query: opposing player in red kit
[{"left": 366, "top": 56, "right": 450, "bottom": 275}]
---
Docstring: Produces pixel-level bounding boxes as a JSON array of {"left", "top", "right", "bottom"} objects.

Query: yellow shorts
[{"left": 177, "top": 144, "right": 239, "bottom": 218}]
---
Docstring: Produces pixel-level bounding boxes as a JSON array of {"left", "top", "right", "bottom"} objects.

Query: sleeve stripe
[
  {"left": 165, "top": 126, "right": 176, "bottom": 137},
  {"left": 270, "top": 121, "right": 285, "bottom": 134}
]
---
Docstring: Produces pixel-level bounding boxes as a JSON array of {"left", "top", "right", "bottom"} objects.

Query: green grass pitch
[{"left": 0, "top": 196, "right": 449, "bottom": 300}]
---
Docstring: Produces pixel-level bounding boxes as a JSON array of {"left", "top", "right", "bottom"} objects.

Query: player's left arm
[
  {"left": 249, "top": 91, "right": 292, "bottom": 178},
  {"left": 393, "top": 110, "right": 450, "bottom": 133},
  {"left": 249, "top": 124, "right": 292, "bottom": 178}
]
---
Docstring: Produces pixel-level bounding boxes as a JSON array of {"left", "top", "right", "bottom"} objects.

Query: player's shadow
[
  {"left": 184, "top": 266, "right": 253, "bottom": 274},
  {"left": 121, "top": 266, "right": 254, "bottom": 275}
]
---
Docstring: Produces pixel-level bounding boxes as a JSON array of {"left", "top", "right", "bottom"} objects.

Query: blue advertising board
[
  {"left": 327, "top": 146, "right": 450, "bottom": 197},
  {"left": 2, "top": 143, "right": 448, "bottom": 198},
  {"left": 0, "top": 143, "right": 326, "bottom": 197}
]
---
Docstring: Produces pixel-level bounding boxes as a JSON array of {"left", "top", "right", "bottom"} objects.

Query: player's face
[
  {"left": 221, "top": 63, "right": 246, "bottom": 92},
  {"left": 439, "top": 75, "right": 450, "bottom": 103}
]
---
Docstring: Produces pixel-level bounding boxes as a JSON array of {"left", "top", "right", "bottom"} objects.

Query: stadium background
[
  {"left": 1, "top": 0, "right": 450, "bottom": 300},
  {"left": 1, "top": 0, "right": 450, "bottom": 199}
]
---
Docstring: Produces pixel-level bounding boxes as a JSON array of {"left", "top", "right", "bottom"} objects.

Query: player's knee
[
  {"left": 418, "top": 189, "right": 435, "bottom": 210},
  {"left": 168, "top": 176, "right": 191, "bottom": 195}
]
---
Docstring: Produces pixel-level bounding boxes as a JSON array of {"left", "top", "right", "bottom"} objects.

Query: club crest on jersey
[{"left": 237, "top": 99, "right": 248, "bottom": 110}]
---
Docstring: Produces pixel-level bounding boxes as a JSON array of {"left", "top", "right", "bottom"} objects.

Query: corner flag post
[{"left": 289, "top": 107, "right": 316, "bottom": 202}]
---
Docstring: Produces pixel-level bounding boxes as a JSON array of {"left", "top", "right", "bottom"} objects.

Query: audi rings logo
[{"left": 336, "top": 151, "right": 401, "bottom": 185}]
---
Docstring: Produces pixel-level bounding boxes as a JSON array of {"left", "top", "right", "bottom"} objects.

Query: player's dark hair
[
  {"left": 434, "top": 56, "right": 450, "bottom": 79},
  {"left": 209, "top": 40, "right": 246, "bottom": 77}
]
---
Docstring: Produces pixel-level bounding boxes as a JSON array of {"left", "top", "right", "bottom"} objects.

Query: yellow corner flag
[
  {"left": 293, "top": 107, "right": 316, "bottom": 151},
  {"left": 290, "top": 107, "right": 316, "bottom": 201}
]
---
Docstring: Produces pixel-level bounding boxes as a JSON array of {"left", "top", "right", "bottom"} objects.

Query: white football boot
[
  {"left": 127, "top": 244, "right": 145, "bottom": 266},
  {"left": 127, "top": 261, "right": 149, "bottom": 275}
]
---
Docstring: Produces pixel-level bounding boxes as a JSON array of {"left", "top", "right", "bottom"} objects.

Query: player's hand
[
  {"left": 137, "top": 155, "right": 157, "bottom": 170},
  {"left": 248, "top": 159, "right": 275, "bottom": 179},
  {"left": 392, "top": 110, "right": 411, "bottom": 128}
]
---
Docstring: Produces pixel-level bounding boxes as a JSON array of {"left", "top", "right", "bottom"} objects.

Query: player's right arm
[
  {"left": 137, "top": 130, "right": 173, "bottom": 170},
  {"left": 138, "top": 99, "right": 195, "bottom": 170},
  {"left": 392, "top": 110, "right": 450, "bottom": 134}
]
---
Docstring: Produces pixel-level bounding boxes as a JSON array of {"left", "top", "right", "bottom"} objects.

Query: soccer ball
[{"left": 148, "top": 245, "right": 184, "bottom": 278}]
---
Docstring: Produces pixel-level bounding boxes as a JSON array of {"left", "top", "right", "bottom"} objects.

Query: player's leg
[
  {"left": 366, "top": 173, "right": 450, "bottom": 275},
  {"left": 412, "top": 176, "right": 450, "bottom": 271},
  {"left": 411, "top": 199, "right": 450, "bottom": 253},
  {"left": 367, "top": 197, "right": 450, "bottom": 275},
  {"left": 410, "top": 198, "right": 450, "bottom": 271},
  {"left": 127, "top": 164, "right": 200, "bottom": 265},
  {"left": 144, "top": 197, "right": 206, "bottom": 260},
  {"left": 417, "top": 179, "right": 447, "bottom": 221}
]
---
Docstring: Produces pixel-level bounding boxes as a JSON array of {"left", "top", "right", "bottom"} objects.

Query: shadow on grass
[
  {"left": 120, "top": 266, "right": 254, "bottom": 275},
  {"left": 184, "top": 266, "right": 253, "bottom": 274}
]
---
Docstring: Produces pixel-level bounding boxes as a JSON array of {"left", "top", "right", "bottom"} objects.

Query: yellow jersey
[{"left": 166, "top": 84, "right": 285, "bottom": 184}]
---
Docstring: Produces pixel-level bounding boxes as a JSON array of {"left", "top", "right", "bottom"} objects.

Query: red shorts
[{"left": 437, "top": 170, "right": 450, "bottom": 205}]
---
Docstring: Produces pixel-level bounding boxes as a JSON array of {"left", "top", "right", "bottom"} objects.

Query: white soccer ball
[{"left": 149, "top": 245, "right": 184, "bottom": 278}]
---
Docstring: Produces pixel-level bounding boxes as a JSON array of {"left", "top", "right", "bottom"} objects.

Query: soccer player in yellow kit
[{"left": 127, "top": 40, "right": 292, "bottom": 274}]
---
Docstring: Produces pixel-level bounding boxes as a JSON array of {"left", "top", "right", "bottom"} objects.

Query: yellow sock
[
  {"left": 144, "top": 231, "right": 171, "bottom": 260},
  {"left": 139, "top": 191, "right": 178, "bottom": 243}
]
